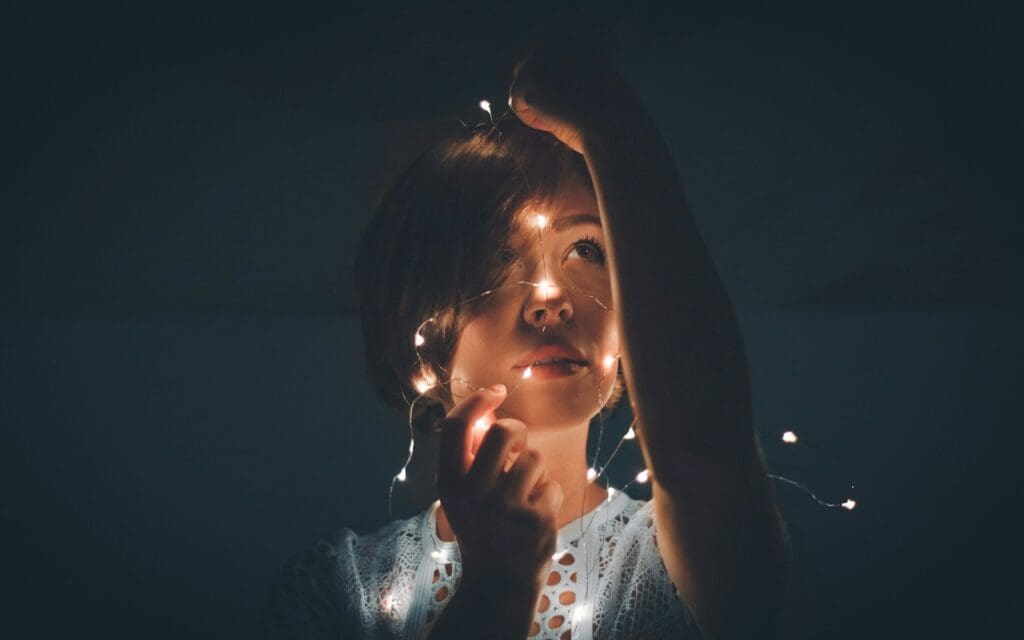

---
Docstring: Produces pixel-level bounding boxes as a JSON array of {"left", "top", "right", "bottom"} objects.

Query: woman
[{"left": 266, "top": 42, "right": 787, "bottom": 640}]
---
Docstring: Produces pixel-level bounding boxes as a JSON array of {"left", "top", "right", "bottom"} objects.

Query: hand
[
  {"left": 507, "top": 38, "right": 637, "bottom": 153},
  {"left": 436, "top": 385, "right": 564, "bottom": 591}
]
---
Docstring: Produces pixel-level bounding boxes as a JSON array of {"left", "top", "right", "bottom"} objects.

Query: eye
[
  {"left": 499, "top": 247, "right": 516, "bottom": 264},
  {"left": 567, "top": 237, "right": 606, "bottom": 265}
]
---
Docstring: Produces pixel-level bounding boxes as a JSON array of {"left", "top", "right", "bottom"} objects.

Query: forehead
[{"left": 512, "top": 182, "right": 602, "bottom": 234}]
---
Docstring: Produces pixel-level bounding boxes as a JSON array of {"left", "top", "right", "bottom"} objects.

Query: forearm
[
  {"left": 653, "top": 472, "right": 787, "bottom": 639},
  {"left": 426, "top": 575, "right": 539, "bottom": 640},
  {"left": 582, "top": 95, "right": 787, "bottom": 637},
  {"left": 582, "top": 102, "right": 758, "bottom": 472}
]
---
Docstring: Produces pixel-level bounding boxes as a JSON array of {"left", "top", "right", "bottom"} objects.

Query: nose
[{"left": 523, "top": 278, "right": 574, "bottom": 329}]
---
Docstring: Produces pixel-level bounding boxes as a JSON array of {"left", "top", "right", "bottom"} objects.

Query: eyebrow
[{"left": 552, "top": 213, "right": 603, "bottom": 232}]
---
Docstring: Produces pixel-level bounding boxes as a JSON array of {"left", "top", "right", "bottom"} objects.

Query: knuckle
[{"left": 524, "top": 448, "right": 543, "bottom": 466}]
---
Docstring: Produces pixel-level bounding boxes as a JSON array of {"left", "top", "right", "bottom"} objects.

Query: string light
[
  {"left": 384, "top": 102, "right": 858, "bottom": 630},
  {"left": 430, "top": 549, "right": 450, "bottom": 562},
  {"left": 571, "top": 601, "right": 593, "bottom": 629},
  {"left": 413, "top": 369, "right": 437, "bottom": 394},
  {"left": 399, "top": 195, "right": 857, "bottom": 517}
]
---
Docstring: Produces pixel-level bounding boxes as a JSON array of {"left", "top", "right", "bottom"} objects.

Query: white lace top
[{"left": 266, "top": 489, "right": 703, "bottom": 639}]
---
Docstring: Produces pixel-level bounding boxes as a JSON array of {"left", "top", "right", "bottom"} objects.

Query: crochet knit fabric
[{"left": 265, "top": 490, "right": 701, "bottom": 639}]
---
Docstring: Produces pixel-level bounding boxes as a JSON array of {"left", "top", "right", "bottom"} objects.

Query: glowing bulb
[
  {"left": 534, "top": 213, "right": 548, "bottom": 229},
  {"left": 413, "top": 371, "right": 437, "bottom": 394},
  {"left": 430, "top": 549, "right": 448, "bottom": 562},
  {"left": 522, "top": 366, "right": 533, "bottom": 379},
  {"left": 842, "top": 499, "right": 856, "bottom": 510},
  {"left": 624, "top": 426, "right": 636, "bottom": 440},
  {"left": 396, "top": 467, "right": 407, "bottom": 482},
  {"left": 607, "top": 486, "right": 617, "bottom": 502},
  {"left": 571, "top": 601, "right": 593, "bottom": 627},
  {"left": 635, "top": 469, "right": 650, "bottom": 484},
  {"left": 586, "top": 467, "right": 597, "bottom": 481},
  {"left": 474, "top": 417, "right": 490, "bottom": 431},
  {"left": 414, "top": 332, "right": 425, "bottom": 347},
  {"left": 602, "top": 354, "right": 616, "bottom": 370},
  {"left": 479, "top": 100, "right": 491, "bottom": 116},
  {"left": 782, "top": 431, "right": 798, "bottom": 444},
  {"left": 551, "top": 549, "right": 568, "bottom": 562}
]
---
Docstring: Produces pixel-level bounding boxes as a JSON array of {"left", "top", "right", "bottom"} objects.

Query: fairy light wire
[{"left": 383, "top": 101, "right": 856, "bottom": 630}]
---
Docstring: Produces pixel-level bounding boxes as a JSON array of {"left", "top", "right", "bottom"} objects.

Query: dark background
[{"left": 2, "top": 1, "right": 1021, "bottom": 638}]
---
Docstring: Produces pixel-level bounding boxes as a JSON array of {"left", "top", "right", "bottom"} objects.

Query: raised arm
[{"left": 509, "top": 43, "right": 787, "bottom": 638}]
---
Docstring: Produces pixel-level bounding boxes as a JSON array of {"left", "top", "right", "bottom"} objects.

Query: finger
[
  {"left": 530, "top": 479, "right": 564, "bottom": 518},
  {"left": 437, "top": 385, "right": 507, "bottom": 487},
  {"left": 466, "top": 418, "right": 527, "bottom": 491},
  {"left": 500, "top": 448, "right": 546, "bottom": 504},
  {"left": 508, "top": 75, "right": 552, "bottom": 133}
]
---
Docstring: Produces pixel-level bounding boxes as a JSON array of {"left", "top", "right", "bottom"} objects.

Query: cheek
[{"left": 451, "top": 318, "right": 503, "bottom": 377}]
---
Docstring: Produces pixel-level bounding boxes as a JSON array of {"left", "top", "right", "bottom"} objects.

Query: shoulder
[{"left": 264, "top": 514, "right": 426, "bottom": 640}]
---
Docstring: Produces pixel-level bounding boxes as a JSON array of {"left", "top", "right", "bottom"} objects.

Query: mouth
[
  {"left": 513, "top": 342, "right": 590, "bottom": 371},
  {"left": 512, "top": 357, "right": 589, "bottom": 379}
]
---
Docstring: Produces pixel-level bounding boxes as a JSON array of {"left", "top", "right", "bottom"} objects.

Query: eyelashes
[
  {"left": 498, "top": 236, "right": 607, "bottom": 267},
  {"left": 570, "top": 235, "right": 607, "bottom": 265}
]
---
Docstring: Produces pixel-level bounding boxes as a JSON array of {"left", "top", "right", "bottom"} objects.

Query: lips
[{"left": 513, "top": 343, "right": 589, "bottom": 369}]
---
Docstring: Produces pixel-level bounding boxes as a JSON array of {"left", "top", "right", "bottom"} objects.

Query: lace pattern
[{"left": 265, "top": 491, "right": 700, "bottom": 639}]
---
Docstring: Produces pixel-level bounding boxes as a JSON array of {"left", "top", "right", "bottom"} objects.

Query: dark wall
[{"left": 3, "top": 2, "right": 1020, "bottom": 638}]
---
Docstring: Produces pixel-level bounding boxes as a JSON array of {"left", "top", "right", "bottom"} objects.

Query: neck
[{"left": 436, "top": 420, "right": 608, "bottom": 543}]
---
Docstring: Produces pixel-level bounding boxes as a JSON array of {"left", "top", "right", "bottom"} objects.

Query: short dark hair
[{"left": 353, "top": 115, "right": 624, "bottom": 434}]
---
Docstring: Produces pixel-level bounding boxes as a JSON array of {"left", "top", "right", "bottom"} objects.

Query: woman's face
[{"left": 449, "top": 179, "right": 620, "bottom": 431}]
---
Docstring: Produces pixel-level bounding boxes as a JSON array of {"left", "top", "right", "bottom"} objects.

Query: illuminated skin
[
  {"left": 426, "top": 43, "right": 787, "bottom": 640},
  {"left": 435, "top": 178, "right": 618, "bottom": 545}
]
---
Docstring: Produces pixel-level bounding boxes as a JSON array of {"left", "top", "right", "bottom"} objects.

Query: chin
[{"left": 501, "top": 391, "right": 601, "bottom": 431}]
